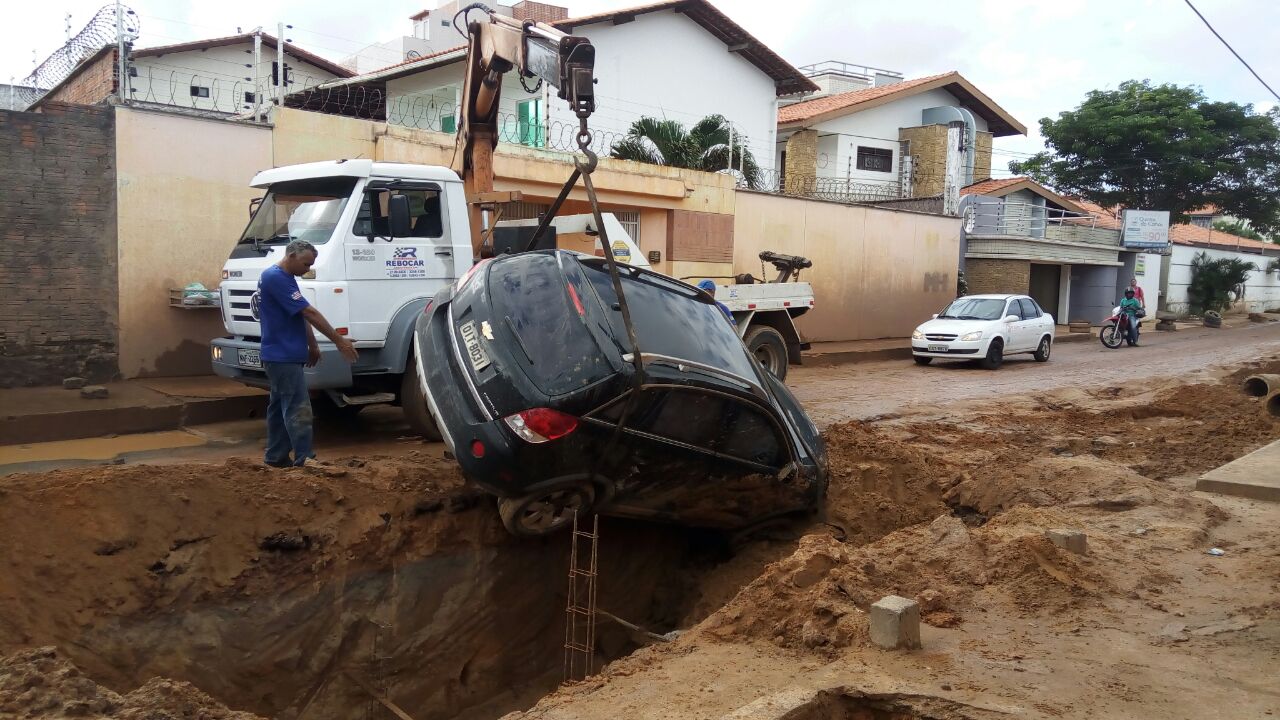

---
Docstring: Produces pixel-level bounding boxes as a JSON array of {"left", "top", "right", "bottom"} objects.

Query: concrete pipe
[
  {"left": 1268, "top": 391, "right": 1280, "bottom": 419},
  {"left": 1242, "top": 374, "right": 1280, "bottom": 397}
]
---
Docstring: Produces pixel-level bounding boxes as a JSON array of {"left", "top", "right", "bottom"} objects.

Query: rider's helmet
[{"left": 1124, "top": 288, "right": 1135, "bottom": 297}]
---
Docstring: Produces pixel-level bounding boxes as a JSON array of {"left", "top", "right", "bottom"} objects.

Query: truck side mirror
[{"left": 388, "top": 194, "right": 412, "bottom": 238}]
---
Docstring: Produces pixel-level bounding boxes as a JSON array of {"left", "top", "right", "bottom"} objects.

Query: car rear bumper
[{"left": 210, "top": 337, "right": 353, "bottom": 389}]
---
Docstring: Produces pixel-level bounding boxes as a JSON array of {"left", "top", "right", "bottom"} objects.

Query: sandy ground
[{"left": 1, "top": 327, "right": 1279, "bottom": 719}]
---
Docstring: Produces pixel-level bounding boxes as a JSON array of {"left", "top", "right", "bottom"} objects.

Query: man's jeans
[{"left": 264, "top": 362, "right": 314, "bottom": 466}]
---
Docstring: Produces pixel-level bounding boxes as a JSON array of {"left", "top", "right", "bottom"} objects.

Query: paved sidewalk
[{"left": 0, "top": 376, "right": 265, "bottom": 445}]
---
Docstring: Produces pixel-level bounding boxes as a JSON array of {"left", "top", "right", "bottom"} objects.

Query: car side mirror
[
  {"left": 388, "top": 194, "right": 412, "bottom": 238},
  {"left": 1004, "top": 314, "right": 1020, "bottom": 323},
  {"left": 931, "top": 313, "right": 938, "bottom": 319}
]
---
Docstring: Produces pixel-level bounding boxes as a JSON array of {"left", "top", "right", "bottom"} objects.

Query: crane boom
[{"left": 452, "top": 4, "right": 597, "bottom": 254}]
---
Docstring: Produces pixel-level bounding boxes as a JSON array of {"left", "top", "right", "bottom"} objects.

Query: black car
[{"left": 413, "top": 250, "right": 828, "bottom": 536}]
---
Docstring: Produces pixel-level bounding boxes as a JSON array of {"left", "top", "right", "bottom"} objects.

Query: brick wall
[
  {"left": 667, "top": 209, "right": 733, "bottom": 262},
  {"left": 973, "top": 131, "right": 992, "bottom": 183},
  {"left": 511, "top": 1, "right": 569, "bottom": 22},
  {"left": 965, "top": 258, "right": 1030, "bottom": 296},
  {"left": 899, "top": 124, "right": 949, "bottom": 197},
  {"left": 37, "top": 47, "right": 117, "bottom": 109},
  {"left": 0, "top": 103, "right": 118, "bottom": 387},
  {"left": 783, "top": 129, "right": 817, "bottom": 194}
]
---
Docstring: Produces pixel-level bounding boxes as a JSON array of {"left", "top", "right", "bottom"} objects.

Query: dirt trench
[{"left": 0, "top": 452, "right": 735, "bottom": 720}]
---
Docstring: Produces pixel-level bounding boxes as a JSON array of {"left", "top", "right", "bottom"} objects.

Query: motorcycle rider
[{"left": 1120, "top": 288, "right": 1142, "bottom": 345}]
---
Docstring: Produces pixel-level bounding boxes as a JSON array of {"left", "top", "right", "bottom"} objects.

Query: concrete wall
[
  {"left": 115, "top": 106, "right": 273, "bottom": 377},
  {"left": 131, "top": 44, "right": 340, "bottom": 115},
  {"left": 1068, "top": 264, "right": 1120, "bottom": 325},
  {"left": 1166, "top": 245, "right": 1280, "bottom": 315},
  {"left": 0, "top": 104, "right": 118, "bottom": 387},
  {"left": 733, "top": 191, "right": 960, "bottom": 341}
]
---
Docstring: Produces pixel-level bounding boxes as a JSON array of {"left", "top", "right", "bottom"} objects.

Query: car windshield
[
  {"left": 937, "top": 297, "right": 1008, "bottom": 321},
  {"left": 578, "top": 259, "right": 759, "bottom": 383},
  {"left": 238, "top": 178, "right": 356, "bottom": 249}
]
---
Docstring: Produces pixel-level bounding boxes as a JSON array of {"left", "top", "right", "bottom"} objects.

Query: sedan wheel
[
  {"left": 498, "top": 484, "right": 595, "bottom": 537},
  {"left": 981, "top": 339, "right": 1004, "bottom": 370},
  {"left": 1033, "top": 336, "right": 1051, "bottom": 362},
  {"left": 913, "top": 356, "right": 933, "bottom": 366}
]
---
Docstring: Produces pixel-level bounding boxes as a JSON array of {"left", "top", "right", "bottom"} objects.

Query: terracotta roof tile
[
  {"left": 1070, "top": 198, "right": 1276, "bottom": 252},
  {"left": 962, "top": 177, "right": 1026, "bottom": 196},
  {"left": 133, "top": 33, "right": 354, "bottom": 78},
  {"left": 779, "top": 72, "right": 955, "bottom": 124}
]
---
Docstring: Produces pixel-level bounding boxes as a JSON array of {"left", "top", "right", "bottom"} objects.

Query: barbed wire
[
  {"left": 129, "top": 61, "right": 329, "bottom": 115},
  {"left": 20, "top": 4, "right": 139, "bottom": 107}
]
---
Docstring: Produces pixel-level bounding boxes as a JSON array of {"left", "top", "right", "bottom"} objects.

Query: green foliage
[
  {"left": 1211, "top": 219, "right": 1266, "bottom": 241},
  {"left": 611, "top": 114, "right": 762, "bottom": 189},
  {"left": 1010, "top": 81, "right": 1280, "bottom": 235},
  {"left": 1186, "top": 251, "right": 1257, "bottom": 314},
  {"left": 1268, "top": 258, "right": 1280, "bottom": 275}
]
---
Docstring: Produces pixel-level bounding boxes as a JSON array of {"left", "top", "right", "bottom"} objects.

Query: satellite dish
[{"left": 405, "top": 49, "right": 422, "bottom": 59}]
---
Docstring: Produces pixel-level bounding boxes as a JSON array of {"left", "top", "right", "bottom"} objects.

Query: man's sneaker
[{"left": 265, "top": 458, "right": 293, "bottom": 468}]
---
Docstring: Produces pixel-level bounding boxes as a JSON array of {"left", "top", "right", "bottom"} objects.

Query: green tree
[
  {"left": 1010, "top": 81, "right": 1280, "bottom": 235},
  {"left": 1186, "top": 251, "right": 1256, "bottom": 314},
  {"left": 610, "top": 115, "right": 762, "bottom": 189},
  {"left": 1211, "top": 219, "right": 1267, "bottom": 242}
]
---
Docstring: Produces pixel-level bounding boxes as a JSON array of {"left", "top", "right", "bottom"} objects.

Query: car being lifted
[{"left": 413, "top": 249, "right": 828, "bottom": 536}]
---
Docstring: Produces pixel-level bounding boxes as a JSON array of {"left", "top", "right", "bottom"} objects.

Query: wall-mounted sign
[
  {"left": 1121, "top": 210, "right": 1170, "bottom": 249},
  {"left": 647, "top": 250, "right": 662, "bottom": 264},
  {"left": 1135, "top": 255, "right": 1146, "bottom": 276}
]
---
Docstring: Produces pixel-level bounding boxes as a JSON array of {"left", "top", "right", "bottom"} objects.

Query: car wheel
[
  {"left": 1033, "top": 336, "right": 1051, "bottom": 362},
  {"left": 401, "top": 353, "right": 442, "bottom": 441},
  {"left": 913, "top": 356, "right": 933, "bottom": 366},
  {"left": 981, "top": 338, "right": 1004, "bottom": 370},
  {"left": 745, "top": 326, "right": 789, "bottom": 380},
  {"left": 498, "top": 483, "right": 596, "bottom": 537}
]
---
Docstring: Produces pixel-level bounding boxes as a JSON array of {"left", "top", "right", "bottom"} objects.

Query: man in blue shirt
[
  {"left": 258, "top": 240, "right": 358, "bottom": 467},
  {"left": 697, "top": 279, "right": 736, "bottom": 326}
]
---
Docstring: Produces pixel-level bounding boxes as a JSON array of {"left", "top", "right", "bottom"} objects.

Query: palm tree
[{"left": 610, "top": 114, "right": 762, "bottom": 189}]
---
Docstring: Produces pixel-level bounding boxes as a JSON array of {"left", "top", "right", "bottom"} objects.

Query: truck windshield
[{"left": 238, "top": 178, "right": 357, "bottom": 250}]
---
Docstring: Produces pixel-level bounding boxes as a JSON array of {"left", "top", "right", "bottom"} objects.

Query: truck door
[{"left": 344, "top": 183, "right": 454, "bottom": 343}]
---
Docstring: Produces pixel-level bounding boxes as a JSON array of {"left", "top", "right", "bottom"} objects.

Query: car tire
[
  {"left": 498, "top": 483, "right": 596, "bottom": 537},
  {"left": 981, "top": 338, "right": 1004, "bottom": 370},
  {"left": 1033, "top": 336, "right": 1051, "bottom": 362},
  {"left": 401, "top": 354, "right": 442, "bottom": 441},
  {"left": 745, "top": 326, "right": 789, "bottom": 380},
  {"left": 913, "top": 356, "right": 933, "bottom": 366}
]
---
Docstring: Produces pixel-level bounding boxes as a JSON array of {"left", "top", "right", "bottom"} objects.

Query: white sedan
[{"left": 911, "top": 294, "right": 1055, "bottom": 369}]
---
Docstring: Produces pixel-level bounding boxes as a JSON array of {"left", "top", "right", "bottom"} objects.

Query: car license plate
[
  {"left": 238, "top": 348, "right": 262, "bottom": 368},
  {"left": 928, "top": 344, "right": 948, "bottom": 353},
  {"left": 459, "top": 320, "right": 491, "bottom": 372}
]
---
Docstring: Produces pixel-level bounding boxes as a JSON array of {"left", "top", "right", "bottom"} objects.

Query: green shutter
[
  {"left": 517, "top": 99, "right": 544, "bottom": 148},
  {"left": 440, "top": 115, "right": 456, "bottom": 134}
]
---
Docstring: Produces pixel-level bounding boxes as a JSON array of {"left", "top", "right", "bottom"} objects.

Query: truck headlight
[
  {"left": 211, "top": 346, "right": 223, "bottom": 361},
  {"left": 960, "top": 330, "right": 984, "bottom": 341},
  {"left": 911, "top": 329, "right": 924, "bottom": 340}
]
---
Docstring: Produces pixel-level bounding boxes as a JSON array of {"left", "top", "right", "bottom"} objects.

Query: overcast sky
[{"left": 3, "top": 0, "right": 1275, "bottom": 173}]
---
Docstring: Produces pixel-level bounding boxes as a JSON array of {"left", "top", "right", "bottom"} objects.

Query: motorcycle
[{"left": 1099, "top": 305, "right": 1142, "bottom": 348}]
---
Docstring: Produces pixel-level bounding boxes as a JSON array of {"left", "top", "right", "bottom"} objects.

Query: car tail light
[
  {"left": 457, "top": 258, "right": 490, "bottom": 292},
  {"left": 470, "top": 439, "right": 486, "bottom": 458},
  {"left": 503, "top": 408, "right": 579, "bottom": 443}
]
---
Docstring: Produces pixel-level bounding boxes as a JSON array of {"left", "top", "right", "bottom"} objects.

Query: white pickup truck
[{"left": 211, "top": 159, "right": 815, "bottom": 436}]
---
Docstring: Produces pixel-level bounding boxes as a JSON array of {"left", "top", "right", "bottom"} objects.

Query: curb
[
  {"left": 0, "top": 394, "right": 266, "bottom": 446},
  {"left": 803, "top": 330, "right": 1095, "bottom": 367}
]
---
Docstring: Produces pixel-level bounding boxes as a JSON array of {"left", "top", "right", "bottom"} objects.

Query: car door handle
[{"left": 434, "top": 249, "right": 452, "bottom": 256}]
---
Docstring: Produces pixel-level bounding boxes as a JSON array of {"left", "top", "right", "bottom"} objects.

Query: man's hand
[
  {"left": 306, "top": 343, "right": 322, "bottom": 368},
  {"left": 336, "top": 337, "right": 359, "bottom": 363}
]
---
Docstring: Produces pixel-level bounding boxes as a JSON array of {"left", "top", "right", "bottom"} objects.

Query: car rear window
[
  {"left": 579, "top": 260, "right": 758, "bottom": 382},
  {"left": 487, "top": 253, "right": 614, "bottom": 396}
]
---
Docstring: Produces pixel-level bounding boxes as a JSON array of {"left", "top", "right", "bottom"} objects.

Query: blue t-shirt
[{"left": 258, "top": 264, "right": 310, "bottom": 363}]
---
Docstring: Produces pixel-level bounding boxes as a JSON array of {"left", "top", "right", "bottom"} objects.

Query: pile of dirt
[{"left": 0, "top": 646, "right": 264, "bottom": 719}]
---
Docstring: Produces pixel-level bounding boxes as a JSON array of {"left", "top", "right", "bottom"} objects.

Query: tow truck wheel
[
  {"left": 498, "top": 483, "right": 596, "bottom": 536},
  {"left": 745, "top": 326, "right": 789, "bottom": 381},
  {"left": 401, "top": 357, "right": 442, "bottom": 441}
]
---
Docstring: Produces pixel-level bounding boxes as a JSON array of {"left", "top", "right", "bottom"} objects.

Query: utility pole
[
  {"left": 727, "top": 121, "right": 734, "bottom": 172},
  {"left": 276, "top": 22, "right": 285, "bottom": 108},
  {"left": 255, "top": 29, "right": 265, "bottom": 120},
  {"left": 9, "top": 77, "right": 15, "bottom": 111},
  {"left": 115, "top": 1, "right": 126, "bottom": 103}
]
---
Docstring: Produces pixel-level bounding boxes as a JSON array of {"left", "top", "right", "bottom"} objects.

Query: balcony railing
[{"left": 964, "top": 200, "right": 1120, "bottom": 246}]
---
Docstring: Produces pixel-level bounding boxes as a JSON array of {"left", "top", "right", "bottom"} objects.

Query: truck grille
[
  {"left": 925, "top": 333, "right": 958, "bottom": 341},
  {"left": 227, "top": 288, "right": 255, "bottom": 322}
]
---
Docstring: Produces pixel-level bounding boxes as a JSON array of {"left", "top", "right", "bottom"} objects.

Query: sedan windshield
[
  {"left": 238, "top": 178, "right": 357, "bottom": 249},
  {"left": 938, "top": 297, "right": 1008, "bottom": 321}
]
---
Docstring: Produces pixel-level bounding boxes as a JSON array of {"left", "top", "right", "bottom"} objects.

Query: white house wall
[
  {"left": 1165, "top": 244, "right": 1280, "bottom": 314},
  {"left": 130, "top": 44, "right": 339, "bottom": 115},
  {"left": 387, "top": 64, "right": 539, "bottom": 138},
  {"left": 802, "top": 87, "right": 990, "bottom": 185}
]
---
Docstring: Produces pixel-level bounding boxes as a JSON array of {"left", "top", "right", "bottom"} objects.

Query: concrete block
[
  {"left": 62, "top": 377, "right": 86, "bottom": 389},
  {"left": 1045, "top": 529, "right": 1087, "bottom": 555},
  {"left": 869, "top": 595, "right": 921, "bottom": 650},
  {"left": 80, "top": 385, "right": 109, "bottom": 399}
]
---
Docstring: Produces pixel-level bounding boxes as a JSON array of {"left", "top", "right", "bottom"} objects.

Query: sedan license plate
[
  {"left": 927, "top": 344, "right": 948, "bottom": 353},
  {"left": 238, "top": 348, "right": 262, "bottom": 368},
  {"left": 459, "top": 320, "right": 491, "bottom": 372}
]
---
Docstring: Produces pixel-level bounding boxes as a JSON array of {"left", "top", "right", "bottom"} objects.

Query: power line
[{"left": 1181, "top": 0, "right": 1280, "bottom": 103}]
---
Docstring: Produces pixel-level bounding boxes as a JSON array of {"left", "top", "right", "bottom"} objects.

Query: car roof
[{"left": 959, "top": 294, "right": 1023, "bottom": 300}]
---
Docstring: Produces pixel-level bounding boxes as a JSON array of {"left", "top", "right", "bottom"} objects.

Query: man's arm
[{"left": 302, "top": 306, "right": 359, "bottom": 362}]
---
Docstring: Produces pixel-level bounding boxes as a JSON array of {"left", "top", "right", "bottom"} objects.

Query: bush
[{"left": 1186, "top": 251, "right": 1256, "bottom": 314}]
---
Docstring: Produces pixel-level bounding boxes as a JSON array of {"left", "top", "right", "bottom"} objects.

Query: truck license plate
[
  {"left": 459, "top": 321, "right": 490, "bottom": 372},
  {"left": 238, "top": 348, "right": 262, "bottom": 368},
  {"left": 928, "top": 344, "right": 948, "bottom": 353}
]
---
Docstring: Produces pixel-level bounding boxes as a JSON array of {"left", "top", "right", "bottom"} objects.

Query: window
[
  {"left": 855, "top": 146, "right": 892, "bottom": 172},
  {"left": 613, "top": 210, "right": 640, "bottom": 244},
  {"left": 719, "top": 402, "right": 784, "bottom": 467},
  {"left": 190, "top": 86, "right": 210, "bottom": 98},
  {"left": 938, "top": 297, "right": 1007, "bottom": 321},
  {"left": 440, "top": 115, "right": 456, "bottom": 134},
  {"left": 234, "top": 178, "right": 357, "bottom": 254},
  {"left": 517, "top": 98, "right": 544, "bottom": 148},
  {"left": 1017, "top": 298, "right": 1040, "bottom": 320},
  {"left": 244, "top": 91, "right": 256, "bottom": 104},
  {"left": 354, "top": 188, "right": 444, "bottom": 238}
]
